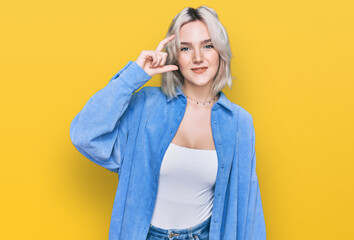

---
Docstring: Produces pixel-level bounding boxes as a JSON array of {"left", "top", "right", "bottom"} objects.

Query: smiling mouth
[{"left": 191, "top": 67, "right": 208, "bottom": 74}]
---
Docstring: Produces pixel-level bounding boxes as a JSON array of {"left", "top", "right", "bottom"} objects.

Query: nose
[{"left": 192, "top": 48, "right": 204, "bottom": 64}]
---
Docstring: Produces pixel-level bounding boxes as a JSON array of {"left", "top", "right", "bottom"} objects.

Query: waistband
[{"left": 148, "top": 216, "right": 211, "bottom": 239}]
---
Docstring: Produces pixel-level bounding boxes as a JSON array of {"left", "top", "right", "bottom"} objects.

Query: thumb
[{"left": 153, "top": 65, "right": 179, "bottom": 75}]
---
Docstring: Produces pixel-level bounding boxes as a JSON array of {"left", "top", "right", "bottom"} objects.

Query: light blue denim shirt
[{"left": 70, "top": 61, "right": 266, "bottom": 239}]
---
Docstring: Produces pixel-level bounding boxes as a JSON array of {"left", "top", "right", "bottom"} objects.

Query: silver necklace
[{"left": 185, "top": 94, "right": 217, "bottom": 106}]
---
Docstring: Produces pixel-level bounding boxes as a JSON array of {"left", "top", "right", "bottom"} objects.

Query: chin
[{"left": 189, "top": 79, "right": 213, "bottom": 87}]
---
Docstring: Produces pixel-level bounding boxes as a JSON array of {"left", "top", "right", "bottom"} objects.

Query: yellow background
[{"left": 1, "top": 0, "right": 353, "bottom": 239}]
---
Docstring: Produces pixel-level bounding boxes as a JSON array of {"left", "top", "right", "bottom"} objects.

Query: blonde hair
[{"left": 162, "top": 6, "right": 233, "bottom": 98}]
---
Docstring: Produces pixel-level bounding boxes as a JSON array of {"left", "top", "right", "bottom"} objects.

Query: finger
[
  {"left": 150, "top": 53, "right": 158, "bottom": 67},
  {"left": 153, "top": 52, "right": 164, "bottom": 67},
  {"left": 156, "top": 34, "right": 176, "bottom": 52},
  {"left": 160, "top": 53, "right": 167, "bottom": 67},
  {"left": 154, "top": 54, "right": 162, "bottom": 68},
  {"left": 156, "top": 54, "right": 163, "bottom": 67},
  {"left": 154, "top": 65, "right": 178, "bottom": 74}
]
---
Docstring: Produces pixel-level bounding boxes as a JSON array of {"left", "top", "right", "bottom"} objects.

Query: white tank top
[{"left": 150, "top": 142, "right": 218, "bottom": 229}]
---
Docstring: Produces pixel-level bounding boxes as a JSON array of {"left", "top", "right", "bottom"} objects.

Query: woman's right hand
[{"left": 135, "top": 35, "right": 178, "bottom": 77}]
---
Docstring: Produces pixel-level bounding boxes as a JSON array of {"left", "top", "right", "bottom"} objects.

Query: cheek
[
  {"left": 211, "top": 52, "right": 220, "bottom": 65},
  {"left": 177, "top": 57, "right": 190, "bottom": 74},
  {"left": 177, "top": 55, "right": 188, "bottom": 67}
]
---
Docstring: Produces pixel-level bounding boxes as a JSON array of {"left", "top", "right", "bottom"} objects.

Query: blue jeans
[{"left": 146, "top": 216, "right": 211, "bottom": 240}]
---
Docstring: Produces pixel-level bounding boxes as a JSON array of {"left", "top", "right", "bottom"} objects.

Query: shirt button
[
  {"left": 217, "top": 141, "right": 222, "bottom": 145},
  {"left": 213, "top": 219, "right": 217, "bottom": 223},
  {"left": 169, "top": 129, "right": 173, "bottom": 134},
  {"left": 217, "top": 192, "right": 221, "bottom": 196},
  {"left": 213, "top": 120, "right": 217, "bottom": 124},
  {"left": 221, "top": 164, "right": 224, "bottom": 169}
]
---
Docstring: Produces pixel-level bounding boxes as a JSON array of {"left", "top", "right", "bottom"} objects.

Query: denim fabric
[
  {"left": 70, "top": 61, "right": 266, "bottom": 239},
  {"left": 147, "top": 216, "right": 211, "bottom": 240}
]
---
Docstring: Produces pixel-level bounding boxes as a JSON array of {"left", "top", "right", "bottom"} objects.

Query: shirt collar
[{"left": 166, "top": 86, "right": 233, "bottom": 112}]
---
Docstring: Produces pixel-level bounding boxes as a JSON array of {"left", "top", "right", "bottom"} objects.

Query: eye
[
  {"left": 205, "top": 44, "right": 214, "bottom": 49},
  {"left": 181, "top": 47, "right": 190, "bottom": 51}
]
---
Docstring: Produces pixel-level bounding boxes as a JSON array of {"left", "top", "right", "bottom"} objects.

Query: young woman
[{"left": 70, "top": 6, "right": 266, "bottom": 240}]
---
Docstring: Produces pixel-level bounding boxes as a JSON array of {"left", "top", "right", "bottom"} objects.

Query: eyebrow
[{"left": 180, "top": 39, "right": 212, "bottom": 45}]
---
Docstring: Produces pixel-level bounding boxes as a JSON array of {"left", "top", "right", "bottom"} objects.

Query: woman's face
[{"left": 177, "top": 20, "right": 220, "bottom": 90}]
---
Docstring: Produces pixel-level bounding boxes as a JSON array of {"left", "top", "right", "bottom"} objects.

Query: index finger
[{"left": 155, "top": 34, "right": 176, "bottom": 52}]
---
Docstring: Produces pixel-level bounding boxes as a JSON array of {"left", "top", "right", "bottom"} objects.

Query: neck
[{"left": 182, "top": 82, "right": 216, "bottom": 102}]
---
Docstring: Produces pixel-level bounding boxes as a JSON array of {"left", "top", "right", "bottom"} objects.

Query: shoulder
[
  {"left": 217, "top": 92, "right": 253, "bottom": 124},
  {"left": 236, "top": 104, "right": 253, "bottom": 124},
  {"left": 137, "top": 86, "right": 163, "bottom": 95},
  {"left": 220, "top": 92, "right": 253, "bottom": 125},
  {"left": 133, "top": 86, "right": 164, "bottom": 99},
  {"left": 131, "top": 86, "right": 166, "bottom": 107},
  {"left": 227, "top": 101, "right": 254, "bottom": 134}
]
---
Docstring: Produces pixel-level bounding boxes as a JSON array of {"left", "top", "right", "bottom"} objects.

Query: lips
[{"left": 191, "top": 67, "right": 208, "bottom": 74}]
